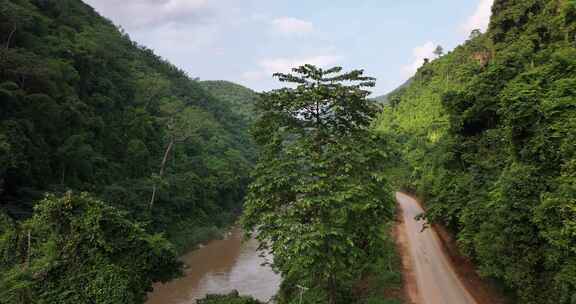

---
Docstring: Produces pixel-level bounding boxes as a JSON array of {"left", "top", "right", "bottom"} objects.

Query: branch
[
  {"left": 5, "top": 26, "right": 16, "bottom": 49},
  {"left": 149, "top": 139, "right": 175, "bottom": 209}
]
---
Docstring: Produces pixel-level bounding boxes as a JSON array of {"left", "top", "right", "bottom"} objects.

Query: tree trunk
[
  {"left": 61, "top": 166, "right": 66, "bottom": 184},
  {"left": 26, "top": 230, "right": 31, "bottom": 269},
  {"left": 328, "top": 273, "right": 337, "bottom": 304},
  {"left": 149, "top": 139, "right": 174, "bottom": 209},
  {"left": 5, "top": 26, "right": 16, "bottom": 49}
]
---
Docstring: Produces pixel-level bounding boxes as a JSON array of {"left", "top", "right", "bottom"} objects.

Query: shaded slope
[
  {"left": 0, "top": 0, "right": 254, "bottom": 225},
  {"left": 0, "top": 1, "right": 257, "bottom": 302}
]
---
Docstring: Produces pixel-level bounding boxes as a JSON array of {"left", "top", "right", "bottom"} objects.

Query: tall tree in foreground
[{"left": 242, "top": 65, "right": 394, "bottom": 304}]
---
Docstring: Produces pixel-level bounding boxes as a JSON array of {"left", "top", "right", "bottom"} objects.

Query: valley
[{"left": 1, "top": 0, "right": 575, "bottom": 304}]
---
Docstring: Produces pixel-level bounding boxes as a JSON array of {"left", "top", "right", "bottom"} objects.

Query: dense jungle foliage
[
  {"left": 242, "top": 65, "right": 396, "bottom": 304},
  {"left": 200, "top": 81, "right": 260, "bottom": 122},
  {"left": 376, "top": 0, "right": 576, "bottom": 303},
  {"left": 0, "top": 0, "right": 255, "bottom": 302}
]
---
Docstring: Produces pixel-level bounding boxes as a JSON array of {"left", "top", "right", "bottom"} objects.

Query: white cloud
[
  {"left": 163, "top": 0, "right": 207, "bottom": 12},
  {"left": 460, "top": 0, "right": 494, "bottom": 36},
  {"left": 272, "top": 17, "right": 314, "bottom": 35},
  {"left": 84, "top": 0, "right": 210, "bottom": 29},
  {"left": 260, "top": 55, "right": 341, "bottom": 74},
  {"left": 242, "top": 55, "right": 342, "bottom": 82},
  {"left": 401, "top": 41, "right": 437, "bottom": 77},
  {"left": 241, "top": 71, "right": 266, "bottom": 82},
  {"left": 134, "top": 22, "right": 220, "bottom": 53}
]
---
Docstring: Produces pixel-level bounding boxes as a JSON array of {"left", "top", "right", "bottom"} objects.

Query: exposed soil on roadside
[{"left": 433, "top": 224, "right": 508, "bottom": 304}]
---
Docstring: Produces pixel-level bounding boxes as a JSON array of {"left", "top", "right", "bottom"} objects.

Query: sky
[{"left": 84, "top": 0, "right": 494, "bottom": 96}]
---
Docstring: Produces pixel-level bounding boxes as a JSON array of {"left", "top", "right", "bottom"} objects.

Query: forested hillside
[
  {"left": 200, "top": 80, "right": 260, "bottom": 121},
  {"left": 376, "top": 0, "right": 576, "bottom": 303},
  {"left": 371, "top": 78, "right": 413, "bottom": 105},
  {"left": 0, "top": 0, "right": 255, "bottom": 302}
]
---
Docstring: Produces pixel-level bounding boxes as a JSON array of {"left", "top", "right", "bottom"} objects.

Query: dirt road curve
[{"left": 396, "top": 192, "right": 477, "bottom": 304}]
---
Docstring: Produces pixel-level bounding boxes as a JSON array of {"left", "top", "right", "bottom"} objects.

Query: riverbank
[
  {"left": 146, "top": 227, "right": 281, "bottom": 304},
  {"left": 165, "top": 211, "right": 238, "bottom": 254}
]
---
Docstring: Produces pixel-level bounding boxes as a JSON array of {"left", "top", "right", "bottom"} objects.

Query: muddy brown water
[{"left": 146, "top": 228, "right": 281, "bottom": 304}]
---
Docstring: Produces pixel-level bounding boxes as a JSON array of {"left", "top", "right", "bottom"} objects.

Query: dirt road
[{"left": 396, "top": 192, "right": 477, "bottom": 304}]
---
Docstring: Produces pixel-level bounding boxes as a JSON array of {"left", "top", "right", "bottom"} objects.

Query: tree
[
  {"left": 0, "top": 192, "right": 181, "bottom": 304},
  {"left": 469, "top": 29, "right": 482, "bottom": 40},
  {"left": 434, "top": 45, "right": 444, "bottom": 57},
  {"left": 0, "top": 1, "right": 33, "bottom": 49},
  {"left": 149, "top": 99, "right": 219, "bottom": 208},
  {"left": 242, "top": 65, "right": 394, "bottom": 304}
]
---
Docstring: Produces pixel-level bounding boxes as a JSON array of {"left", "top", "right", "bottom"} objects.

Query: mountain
[
  {"left": 376, "top": 0, "right": 576, "bottom": 302},
  {"left": 371, "top": 77, "right": 413, "bottom": 105},
  {"left": 0, "top": 0, "right": 256, "bottom": 302},
  {"left": 200, "top": 80, "right": 260, "bottom": 121}
]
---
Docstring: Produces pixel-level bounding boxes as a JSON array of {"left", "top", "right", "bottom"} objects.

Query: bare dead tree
[
  {"left": 5, "top": 25, "right": 16, "bottom": 49},
  {"left": 149, "top": 138, "right": 174, "bottom": 209},
  {"left": 149, "top": 111, "right": 195, "bottom": 209}
]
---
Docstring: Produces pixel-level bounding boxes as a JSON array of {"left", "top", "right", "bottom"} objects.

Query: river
[{"left": 146, "top": 227, "right": 281, "bottom": 304}]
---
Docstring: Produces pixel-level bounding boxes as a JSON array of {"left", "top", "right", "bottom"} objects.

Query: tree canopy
[{"left": 242, "top": 65, "right": 394, "bottom": 304}]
